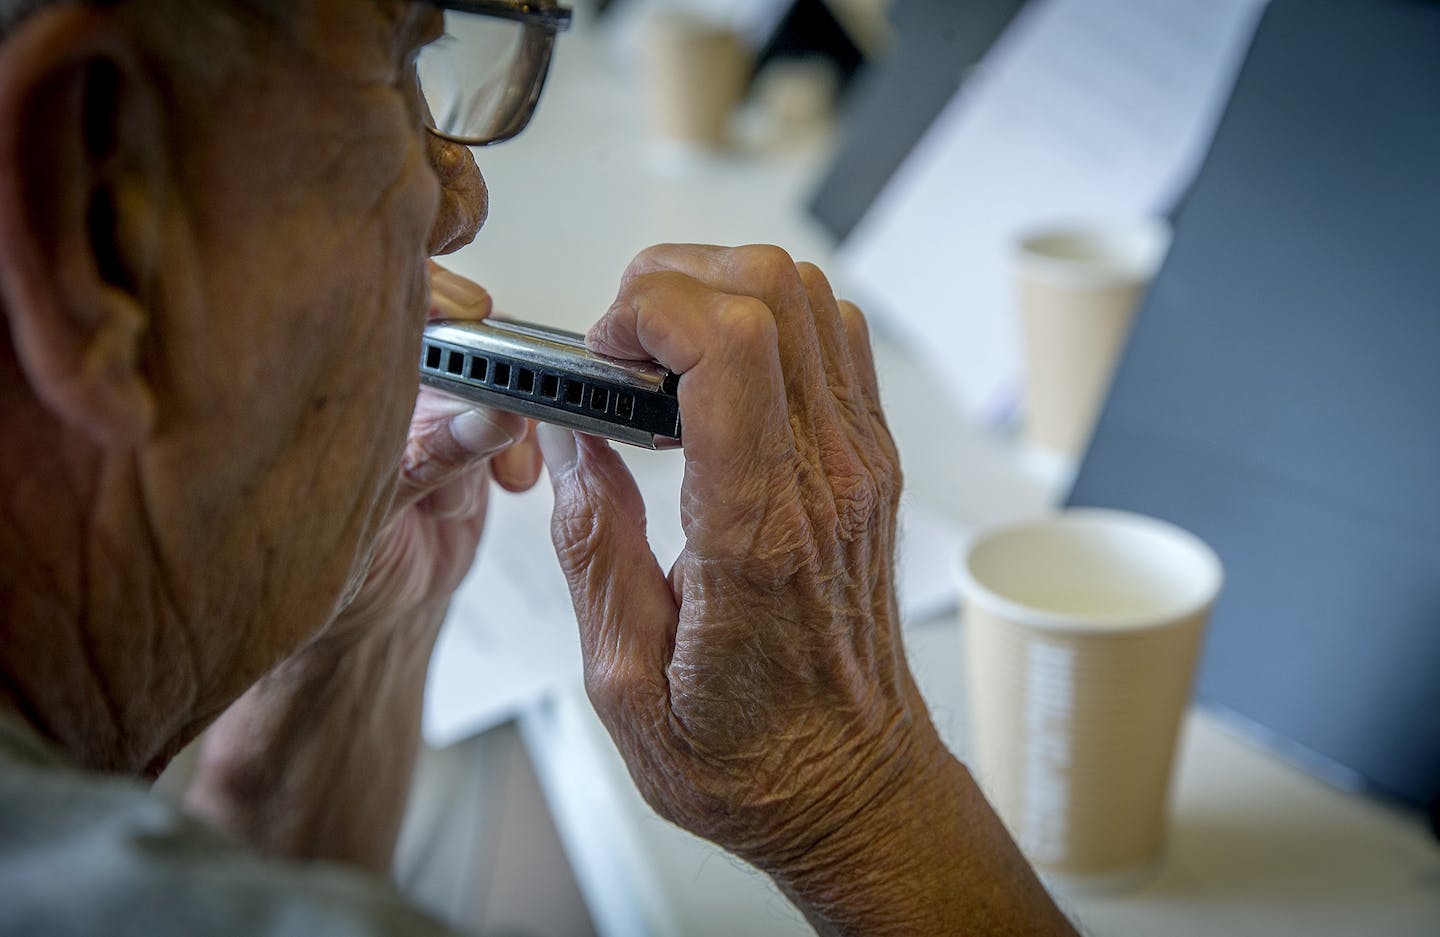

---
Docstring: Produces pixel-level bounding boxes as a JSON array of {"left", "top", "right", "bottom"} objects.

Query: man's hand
[
  {"left": 186, "top": 264, "right": 542, "bottom": 876},
  {"left": 542, "top": 245, "right": 1076, "bottom": 936},
  {"left": 544, "top": 244, "right": 914, "bottom": 856},
  {"left": 325, "top": 262, "right": 542, "bottom": 647}
]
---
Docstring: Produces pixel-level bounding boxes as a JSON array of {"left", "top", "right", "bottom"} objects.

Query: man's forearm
[
  {"left": 765, "top": 737, "right": 1079, "bottom": 937},
  {"left": 183, "top": 598, "right": 446, "bottom": 878}
]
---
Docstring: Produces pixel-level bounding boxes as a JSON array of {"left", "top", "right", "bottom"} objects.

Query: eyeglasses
[{"left": 418, "top": 0, "right": 574, "bottom": 147}]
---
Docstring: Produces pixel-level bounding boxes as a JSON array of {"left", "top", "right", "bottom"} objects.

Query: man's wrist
[
  {"left": 755, "top": 726, "right": 1077, "bottom": 937},
  {"left": 753, "top": 726, "right": 965, "bottom": 934}
]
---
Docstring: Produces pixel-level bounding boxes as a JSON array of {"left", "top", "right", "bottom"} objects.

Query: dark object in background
[
  {"left": 807, "top": 0, "right": 1028, "bottom": 241},
  {"left": 750, "top": 0, "right": 866, "bottom": 95},
  {"left": 1068, "top": 0, "right": 1440, "bottom": 811}
]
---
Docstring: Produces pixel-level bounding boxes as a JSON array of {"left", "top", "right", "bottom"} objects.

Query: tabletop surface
[{"left": 435, "top": 21, "right": 1440, "bottom": 937}]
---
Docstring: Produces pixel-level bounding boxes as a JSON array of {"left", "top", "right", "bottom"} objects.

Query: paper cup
[
  {"left": 1016, "top": 220, "right": 1170, "bottom": 458},
  {"left": 642, "top": 12, "right": 750, "bottom": 150},
  {"left": 959, "top": 509, "right": 1221, "bottom": 890}
]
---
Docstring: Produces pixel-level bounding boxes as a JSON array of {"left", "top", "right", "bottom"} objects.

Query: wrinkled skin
[
  {"left": 321, "top": 262, "right": 542, "bottom": 652},
  {"left": 545, "top": 244, "right": 930, "bottom": 867},
  {"left": 245, "top": 7, "right": 545, "bottom": 663},
  {"left": 180, "top": 5, "right": 544, "bottom": 871},
  {"left": 545, "top": 248, "right": 1077, "bottom": 936},
  {"left": 2, "top": 1, "right": 1074, "bottom": 930},
  {"left": 323, "top": 22, "right": 543, "bottom": 655}
]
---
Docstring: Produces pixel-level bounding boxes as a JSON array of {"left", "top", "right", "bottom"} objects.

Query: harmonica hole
[
  {"left": 540, "top": 374, "right": 560, "bottom": 399},
  {"left": 563, "top": 381, "right": 583, "bottom": 406},
  {"left": 589, "top": 387, "right": 609, "bottom": 412},
  {"left": 468, "top": 356, "right": 488, "bottom": 381},
  {"left": 425, "top": 345, "right": 442, "bottom": 369},
  {"left": 517, "top": 368, "right": 536, "bottom": 394},
  {"left": 445, "top": 351, "right": 465, "bottom": 376},
  {"left": 492, "top": 361, "right": 511, "bottom": 388},
  {"left": 614, "top": 392, "right": 634, "bottom": 420}
]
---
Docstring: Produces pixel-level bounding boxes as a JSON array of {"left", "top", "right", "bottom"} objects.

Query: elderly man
[{"left": 0, "top": 1, "right": 1075, "bottom": 934}]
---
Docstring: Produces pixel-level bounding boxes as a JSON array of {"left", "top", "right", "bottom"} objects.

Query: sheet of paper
[
  {"left": 896, "top": 505, "right": 970, "bottom": 624},
  {"left": 424, "top": 448, "right": 688, "bottom": 748},
  {"left": 836, "top": 0, "right": 1267, "bottom": 423},
  {"left": 424, "top": 452, "right": 971, "bottom": 747},
  {"left": 422, "top": 481, "right": 575, "bottom": 748}
]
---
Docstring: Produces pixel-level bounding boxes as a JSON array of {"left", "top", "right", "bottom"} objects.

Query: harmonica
[{"left": 419, "top": 318, "right": 682, "bottom": 450}]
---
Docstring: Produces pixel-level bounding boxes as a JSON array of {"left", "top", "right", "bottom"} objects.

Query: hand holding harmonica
[{"left": 428, "top": 244, "right": 1071, "bottom": 936}]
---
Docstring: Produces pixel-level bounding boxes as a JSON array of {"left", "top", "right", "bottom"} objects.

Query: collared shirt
[{"left": 0, "top": 713, "right": 464, "bottom": 936}]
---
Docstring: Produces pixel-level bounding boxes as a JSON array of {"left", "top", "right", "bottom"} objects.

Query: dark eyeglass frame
[{"left": 420, "top": 0, "right": 575, "bottom": 147}]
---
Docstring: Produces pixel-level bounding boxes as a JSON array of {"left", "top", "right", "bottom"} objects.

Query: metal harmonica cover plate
[{"left": 419, "top": 318, "right": 681, "bottom": 449}]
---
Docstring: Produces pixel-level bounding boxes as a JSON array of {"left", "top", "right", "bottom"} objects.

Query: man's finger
[
  {"left": 836, "top": 300, "right": 899, "bottom": 464},
  {"left": 428, "top": 261, "right": 493, "bottom": 320},
  {"left": 540, "top": 427, "right": 677, "bottom": 714},
  {"left": 395, "top": 395, "right": 523, "bottom": 510},
  {"left": 587, "top": 270, "right": 799, "bottom": 552},
  {"left": 795, "top": 262, "right": 861, "bottom": 403},
  {"left": 422, "top": 466, "right": 489, "bottom": 521},
  {"left": 838, "top": 300, "right": 881, "bottom": 406},
  {"left": 492, "top": 426, "right": 542, "bottom": 493},
  {"left": 602, "top": 244, "right": 838, "bottom": 435}
]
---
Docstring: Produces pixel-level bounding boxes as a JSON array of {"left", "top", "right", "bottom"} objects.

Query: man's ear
[{"left": 0, "top": 7, "right": 168, "bottom": 448}]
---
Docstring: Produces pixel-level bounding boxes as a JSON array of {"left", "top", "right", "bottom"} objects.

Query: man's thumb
[{"left": 540, "top": 426, "right": 677, "bottom": 709}]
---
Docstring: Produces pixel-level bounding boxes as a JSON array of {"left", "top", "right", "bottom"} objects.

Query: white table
[{"left": 424, "top": 22, "right": 1440, "bottom": 937}]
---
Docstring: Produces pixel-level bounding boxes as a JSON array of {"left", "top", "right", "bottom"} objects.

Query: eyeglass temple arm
[{"left": 429, "top": 0, "right": 574, "bottom": 31}]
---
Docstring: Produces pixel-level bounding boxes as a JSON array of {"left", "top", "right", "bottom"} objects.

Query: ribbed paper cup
[
  {"left": 643, "top": 12, "right": 750, "bottom": 150},
  {"left": 959, "top": 509, "right": 1221, "bottom": 890},
  {"left": 1016, "top": 219, "right": 1170, "bottom": 458}
]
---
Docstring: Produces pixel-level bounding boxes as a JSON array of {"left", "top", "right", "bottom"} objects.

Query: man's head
[{"left": 0, "top": 0, "right": 485, "bottom": 772}]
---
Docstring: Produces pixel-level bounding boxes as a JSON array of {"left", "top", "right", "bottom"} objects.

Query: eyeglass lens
[{"left": 418, "top": 12, "right": 530, "bottom": 143}]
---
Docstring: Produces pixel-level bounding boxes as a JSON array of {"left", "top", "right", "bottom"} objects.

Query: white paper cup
[
  {"left": 959, "top": 509, "right": 1221, "bottom": 890},
  {"left": 642, "top": 12, "right": 750, "bottom": 150},
  {"left": 1016, "top": 219, "right": 1171, "bottom": 458}
]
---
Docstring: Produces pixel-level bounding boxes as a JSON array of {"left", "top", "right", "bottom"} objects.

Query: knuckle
[
  {"left": 583, "top": 664, "right": 624, "bottom": 714},
  {"left": 827, "top": 377, "right": 868, "bottom": 423},
  {"left": 834, "top": 472, "right": 879, "bottom": 518},
  {"left": 590, "top": 303, "right": 625, "bottom": 342},
  {"left": 749, "top": 523, "right": 823, "bottom": 581},
  {"left": 874, "top": 443, "right": 903, "bottom": 507},
  {"left": 610, "top": 271, "right": 664, "bottom": 314},
  {"left": 828, "top": 460, "right": 882, "bottom": 542},
  {"left": 585, "top": 662, "right": 658, "bottom": 723},
  {"left": 627, "top": 243, "right": 677, "bottom": 276},
  {"left": 399, "top": 439, "right": 443, "bottom": 493},
  {"left": 713, "top": 296, "right": 779, "bottom": 351},
  {"left": 732, "top": 243, "right": 800, "bottom": 291}
]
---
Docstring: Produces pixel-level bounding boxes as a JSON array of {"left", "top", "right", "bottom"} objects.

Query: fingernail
[
  {"left": 537, "top": 424, "right": 579, "bottom": 476},
  {"left": 431, "top": 265, "right": 492, "bottom": 313},
  {"left": 450, "top": 409, "right": 517, "bottom": 457}
]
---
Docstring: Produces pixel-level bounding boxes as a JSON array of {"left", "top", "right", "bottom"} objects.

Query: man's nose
[{"left": 426, "top": 134, "right": 488, "bottom": 257}]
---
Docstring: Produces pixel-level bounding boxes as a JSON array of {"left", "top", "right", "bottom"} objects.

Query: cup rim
[
  {"left": 957, "top": 508, "right": 1223, "bottom": 632},
  {"left": 1016, "top": 217, "right": 1172, "bottom": 290}
]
